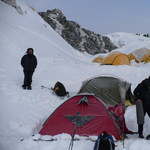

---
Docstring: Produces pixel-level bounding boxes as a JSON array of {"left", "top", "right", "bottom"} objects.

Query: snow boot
[
  {"left": 27, "top": 86, "right": 32, "bottom": 90},
  {"left": 22, "top": 85, "right": 26, "bottom": 89},
  {"left": 139, "top": 134, "right": 144, "bottom": 138}
]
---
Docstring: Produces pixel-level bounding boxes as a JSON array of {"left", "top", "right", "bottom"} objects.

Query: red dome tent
[{"left": 39, "top": 93, "right": 131, "bottom": 140}]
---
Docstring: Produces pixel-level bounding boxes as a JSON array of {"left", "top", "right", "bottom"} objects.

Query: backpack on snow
[
  {"left": 146, "top": 134, "right": 150, "bottom": 140},
  {"left": 51, "top": 81, "right": 69, "bottom": 97},
  {"left": 93, "top": 131, "right": 115, "bottom": 150}
]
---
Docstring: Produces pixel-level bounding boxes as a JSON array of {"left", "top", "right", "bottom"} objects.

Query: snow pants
[
  {"left": 23, "top": 71, "right": 34, "bottom": 87},
  {"left": 138, "top": 103, "right": 150, "bottom": 135}
]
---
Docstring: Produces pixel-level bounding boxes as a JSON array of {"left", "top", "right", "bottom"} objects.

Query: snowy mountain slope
[
  {"left": 0, "top": 0, "right": 150, "bottom": 150},
  {"left": 106, "top": 32, "right": 150, "bottom": 54},
  {"left": 0, "top": 0, "right": 91, "bottom": 63}
]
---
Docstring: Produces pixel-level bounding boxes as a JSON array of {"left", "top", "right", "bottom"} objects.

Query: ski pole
[{"left": 41, "top": 85, "right": 52, "bottom": 90}]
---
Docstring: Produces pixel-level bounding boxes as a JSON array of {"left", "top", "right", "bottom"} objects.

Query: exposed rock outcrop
[
  {"left": 2, "top": 0, "right": 26, "bottom": 15},
  {"left": 39, "top": 9, "right": 117, "bottom": 55}
]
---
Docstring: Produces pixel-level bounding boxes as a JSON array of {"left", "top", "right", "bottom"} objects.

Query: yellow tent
[
  {"left": 127, "top": 47, "right": 148, "bottom": 62},
  {"left": 141, "top": 50, "right": 150, "bottom": 63},
  {"left": 145, "top": 56, "right": 150, "bottom": 64},
  {"left": 30, "top": 6, "right": 35, "bottom": 11},
  {"left": 127, "top": 53, "right": 138, "bottom": 62},
  {"left": 100, "top": 51, "right": 130, "bottom": 66},
  {"left": 92, "top": 55, "right": 104, "bottom": 63}
]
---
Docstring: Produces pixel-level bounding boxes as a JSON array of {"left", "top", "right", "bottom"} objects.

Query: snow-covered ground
[{"left": 0, "top": 0, "right": 150, "bottom": 150}]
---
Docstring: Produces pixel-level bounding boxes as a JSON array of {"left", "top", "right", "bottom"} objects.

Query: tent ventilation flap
[{"left": 78, "top": 96, "right": 89, "bottom": 105}]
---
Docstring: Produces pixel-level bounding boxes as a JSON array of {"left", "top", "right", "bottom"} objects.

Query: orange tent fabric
[
  {"left": 92, "top": 55, "right": 104, "bottom": 63},
  {"left": 30, "top": 6, "right": 35, "bottom": 11},
  {"left": 141, "top": 50, "right": 150, "bottom": 63},
  {"left": 128, "top": 47, "right": 148, "bottom": 63},
  {"left": 101, "top": 51, "right": 130, "bottom": 66},
  {"left": 127, "top": 53, "right": 138, "bottom": 62}
]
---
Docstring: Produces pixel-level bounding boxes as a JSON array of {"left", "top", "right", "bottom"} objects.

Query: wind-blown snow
[{"left": 0, "top": 0, "right": 150, "bottom": 150}]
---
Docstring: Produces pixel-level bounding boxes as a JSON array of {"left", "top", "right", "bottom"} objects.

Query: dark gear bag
[
  {"left": 146, "top": 134, "right": 150, "bottom": 140},
  {"left": 93, "top": 131, "right": 115, "bottom": 150},
  {"left": 52, "top": 82, "right": 69, "bottom": 97}
]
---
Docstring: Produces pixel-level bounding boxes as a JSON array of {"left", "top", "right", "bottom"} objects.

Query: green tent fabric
[{"left": 78, "top": 76, "right": 135, "bottom": 106}]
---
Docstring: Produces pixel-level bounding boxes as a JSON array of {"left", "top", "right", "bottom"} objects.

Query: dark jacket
[
  {"left": 21, "top": 54, "right": 37, "bottom": 72},
  {"left": 133, "top": 78, "right": 150, "bottom": 106}
]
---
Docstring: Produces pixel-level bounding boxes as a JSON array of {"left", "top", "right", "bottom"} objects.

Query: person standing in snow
[
  {"left": 21, "top": 48, "right": 37, "bottom": 90},
  {"left": 133, "top": 76, "right": 150, "bottom": 138}
]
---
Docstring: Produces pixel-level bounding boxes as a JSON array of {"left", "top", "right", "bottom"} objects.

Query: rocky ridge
[
  {"left": 2, "top": 0, "right": 27, "bottom": 15},
  {"left": 38, "top": 9, "right": 117, "bottom": 55}
]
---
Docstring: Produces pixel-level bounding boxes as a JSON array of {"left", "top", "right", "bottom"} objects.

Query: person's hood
[
  {"left": 144, "top": 77, "right": 150, "bottom": 85},
  {"left": 26, "top": 48, "right": 34, "bottom": 54}
]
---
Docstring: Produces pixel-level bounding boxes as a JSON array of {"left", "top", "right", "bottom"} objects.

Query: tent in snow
[
  {"left": 100, "top": 51, "right": 130, "bottom": 66},
  {"left": 78, "top": 76, "right": 135, "bottom": 106},
  {"left": 39, "top": 93, "right": 131, "bottom": 140},
  {"left": 142, "top": 49, "right": 150, "bottom": 63},
  {"left": 127, "top": 47, "right": 148, "bottom": 63},
  {"left": 30, "top": 6, "right": 35, "bottom": 11},
  {"left": 92, "top": 55, "right": 104, "bottom": 63}
]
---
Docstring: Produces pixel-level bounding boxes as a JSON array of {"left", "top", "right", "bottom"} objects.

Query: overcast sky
[{"left": 23, "top": 0, "right": 150, "bottom": 35}]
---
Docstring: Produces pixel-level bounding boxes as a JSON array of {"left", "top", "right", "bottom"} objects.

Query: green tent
[{"left": 78, "top": 76, "right": 135, "bottom": 106}]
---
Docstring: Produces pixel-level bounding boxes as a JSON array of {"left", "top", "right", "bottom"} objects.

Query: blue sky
[{"left": 24, "top": 0, "right": 150, "bottom": 35}]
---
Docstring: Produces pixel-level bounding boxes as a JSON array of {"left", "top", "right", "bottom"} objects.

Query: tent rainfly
[
  {"left": 92, "top": 55, "right": 104, "bottom": 63},
  {"left": 101, "top": 51, "right": 130, "bottom": 66},
  {"left": 100, "top": 51, "right": 130, "bottom": 66},
  {"left": 78, "top": 76, "right": 135, "bottom": 106},
  {"left": 39, "top": 93, "right": 132, "bottom": 140},
  {"left": 141, "top": 49, "right": 150, "bottom": 63},
  {"left": 127, "top": 47, "right": 148, "bottom": 63}
]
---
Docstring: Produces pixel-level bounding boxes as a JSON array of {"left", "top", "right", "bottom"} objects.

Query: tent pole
[{"left": 68, "top": 112, "right": 80, "bottom": 150}]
